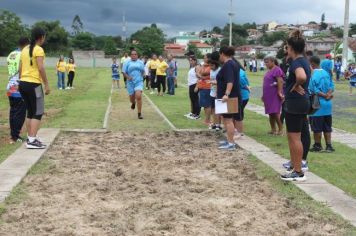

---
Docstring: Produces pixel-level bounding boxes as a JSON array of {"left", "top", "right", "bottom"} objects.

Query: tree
[
  {"left": 259, "top": 31, "right": 288, "bottom": 46},
  {"left": 331, "top": 27, "right": 344, "bottom": 38},
  {"left": 0, "top": 10, "right": 28, "bottom": 56},
  {"left": 223, "top": 23, "right": 248, "bottom": 38},
  {"left": 242, "top": 22, "right": 257, "bottom": 30},
  {"left": 211, "top": 26, "right": 222, "bottom": 34},
  {"left": 350, "top": 23, "right": 356, "bottom": 36},
  {"left": 103, "top": 37, "right": 117, "bottom": 55},
  {"left": 128, "top": 24, "right": 165, "bottom": 56},
  {"left": 320, "top": 13, "right": 328, "bottom": 30},
  {"left": 71, "top": 32, "right": 94, "bottom": 50},
  {"left": 187, "top": 44, "right": 203, "bottom": 58},
  {"left": 71, "top": 15, "right": 83, "bottom": 36},
  {"left": 32, "top": 20, "right": 68, "bottom": 53},
  {"left": 308, "top": 21, "right": 318, "bottom": 25}
]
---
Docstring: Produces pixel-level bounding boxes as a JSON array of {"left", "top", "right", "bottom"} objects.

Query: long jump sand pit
[{"left": 0, "top": 131, "right": 346, "bottom": 235}]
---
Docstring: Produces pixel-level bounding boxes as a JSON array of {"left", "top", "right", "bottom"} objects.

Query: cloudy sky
[{"left": 0, "top": 0, "right": 355, "bottom": 37}]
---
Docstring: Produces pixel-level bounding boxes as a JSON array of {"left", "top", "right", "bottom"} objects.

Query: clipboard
[{"left": 215, "top": 97, "right": 239, "bottom": 114}]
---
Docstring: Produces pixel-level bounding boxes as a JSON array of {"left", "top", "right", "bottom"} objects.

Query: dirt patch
[{"left": 0, "top": 132, "right": 346, "bottom": 235}]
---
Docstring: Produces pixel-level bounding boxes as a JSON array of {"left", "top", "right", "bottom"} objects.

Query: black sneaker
[
  {"left": 26, "top": 139, "right": 46, "bottom": 149},
  {"left": 280, "top": 171, "right": 306, "bottom": 182},
  {"left": 215, "top": 126, "right": 223, "bottom": 131},
  {"left": 310, "top": 144, "right": 322, "bottom": 152},
  {"left": 131, "top": 103, "right": 136, "bottom": 110},
  {"left": 138, "top": 113, "right": 143, "bottom": 119},
  {"left": 325, "top": 145, "right": 335, "bottom": 153}
]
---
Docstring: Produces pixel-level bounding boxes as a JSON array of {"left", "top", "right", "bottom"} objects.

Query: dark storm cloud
[{"left": 0, "top": 0, "right": 354, "bottom": 37}]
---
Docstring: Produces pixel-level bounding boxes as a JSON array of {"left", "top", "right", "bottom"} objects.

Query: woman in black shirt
[
  {"left": 281, "top": 30, "right": 311, "bottom": 182},
  {"left": 216, "top": 47, "right": 241, "bottom": 151}
]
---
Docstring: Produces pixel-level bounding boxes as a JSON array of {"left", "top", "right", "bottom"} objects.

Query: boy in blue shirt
[
  {"left": 111, "top": 57, "right": 120, "bottom": 89},
  {"left": 309, "top": 56, "right": 335, "bottom": 152},
  {"left": 320, "top": 54, "right": 333, "bottom": 80},
  {"left": 334, "top": 57, "right": 342, "bottom": 81}
]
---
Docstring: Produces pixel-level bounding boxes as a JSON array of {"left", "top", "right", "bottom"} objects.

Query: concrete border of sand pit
[{"left": 0, "top": 128, "right": 60, "bottom": 202}]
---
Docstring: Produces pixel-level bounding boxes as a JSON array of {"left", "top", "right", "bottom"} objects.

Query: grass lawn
[
  {"left": 150, "top": 68, "right": 356, "bottom": 199},
  {"left": 0, "top": 66, "right": 112, "bottom": 164}
]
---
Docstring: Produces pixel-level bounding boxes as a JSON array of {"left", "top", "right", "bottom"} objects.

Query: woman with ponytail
[
  {"left": 19, "top": 27, "right": 50, "bottom": 149},
  {"left": 280, "top": 30, "right": 311, "bottom": 181}
]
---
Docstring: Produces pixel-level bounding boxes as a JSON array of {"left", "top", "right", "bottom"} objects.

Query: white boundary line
[
  {"left": 143, "top": 92, "right": 177, "bottom": 130},
  {"left": 103, "top": 88, "right": 113, "bottom": 130}
]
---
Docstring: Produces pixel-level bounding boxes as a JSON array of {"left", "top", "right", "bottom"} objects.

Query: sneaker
[
  {"left": 184, "top": 113, "right": 192, "bottom": 117},
  {"left": 209, "top": 124, "right": 216, "bottom": 130},
  {"left": 218, "top": 143, "right": 237, "bottom": 151},
  {"left": 193, "top": 115, "right": 201, "bottom": 120},
  {"left": 280, "top": 171, "right": 306, "bottom": 182},
  {"left": 301, "top": 160, "right": 309, "bottom": 172},
  {"left": 283, "top": 160, "right": 292, "bottom": 169},
  {"left": 215, "top": 126, "right": 223, "bottom": 131},
  {"left": 138, "top": 113, "right": 143, "bottom": 119},
  {"left": 310, "top": 144, "right": 322, "bottom": 152},
  {"left": 150, "top": 91, "right": 154, "bottom": 95},
  {"left": 218, "top": 140, "right": 228, "bottom": 146},
  {"left": 325, "top": 145, "right": 335, "bottom": 153},
  {"left": 131, "top": 103, "right": 136, "bottom": 110},
  {"left": 26, "top": 139, "right": 46, "bottom": 149},
  {"left": 65, "top": 87, "right": 70, "bottom": 90}
]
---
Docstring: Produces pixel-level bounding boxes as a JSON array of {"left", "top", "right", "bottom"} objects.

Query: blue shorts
[
  {"left": 127, "top": 80, "right": 143, "bottom": 95},
  {"left": 199, "top": 89, "right": 212, "bottom": 108},
  {"left": 112, "top": 75, "right": 120, "bottom": 81}
]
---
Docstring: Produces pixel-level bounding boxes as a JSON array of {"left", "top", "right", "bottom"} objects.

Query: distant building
[
  {"left": 306, "top": 37, "right": 340, "bottom": 55},
  {"left": 164, "top": 44, "right": 186, "bottom": 57},
  {"left": 235, "top": 45, "right": 255, "bottom": 57},
  {"left": 337, "top": 37, "right": 356, "bottom": 62},
  {"left": 175, "top": 32, "right": 201, "bottom": 46},
  {"left": 265, "top": 21, "right": 278, "bottom": 31},
  {"left": 247, "top": 29, "right": 263, "bottom": 41},
  {"left": 189, "top": 41, "right": 213, "bottom": 55}
]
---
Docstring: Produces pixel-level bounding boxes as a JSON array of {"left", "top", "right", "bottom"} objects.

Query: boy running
[{"left": 111, "top": 57, "right": 120, "bottom": 89}]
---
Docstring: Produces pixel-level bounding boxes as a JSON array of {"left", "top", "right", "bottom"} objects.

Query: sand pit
[{"left": 0, "top": 131, "right": 346, "bottom": 235}]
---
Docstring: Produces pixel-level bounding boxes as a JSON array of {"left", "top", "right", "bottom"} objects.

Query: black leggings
[
  {"left": 67, "top": 71, "right": 75, "bottom": 87},
  {"left": 157, "top": 75, "right": 166, "bottom": 93},
  {"left": 8, "top": 97, "right": 26, "bottom": 139},
  {"left": 189, "top": 84, "right": 200, "bottom": 116},
  {"left": 19, "top": 81, "right": 44, "bottom": 120},
  {"left": 301, "top": 117, "right": 310, "bottom": 161}
]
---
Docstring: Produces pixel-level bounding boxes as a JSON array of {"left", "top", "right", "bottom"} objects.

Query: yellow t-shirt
[
  {"left": 67, "top": 63, "right": 76, "bottom": 72},
  {"left": 156, "top": 61, "right": 169, "bottom": 76},
  {"left": 56, "top": 61, "right": 66, "bottom": 72},
  {"left": 20, "top": 45, "right": 45, "bottom": 84},
  {"left": 148, "top": 59, "right": 159, "bottom": 70}
]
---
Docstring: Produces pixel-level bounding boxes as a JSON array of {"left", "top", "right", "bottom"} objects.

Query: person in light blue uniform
[
  {"left": 334, "top": 58, "right": 342, "bottom": 81},
  {"left": 320, "top": 54, "right": 333, "bottom": 80},
  {"left": 309, "top": 56, "right": 335, "bottom": 153},
  {"left": 111, "top": 57, "right": 120, "bottom": 89},
  {"left": 235, "top": 68, "right": 250, "bottom": 136},
  {"left": 122, "top": 49, "right": 145, "bottom": 119}
]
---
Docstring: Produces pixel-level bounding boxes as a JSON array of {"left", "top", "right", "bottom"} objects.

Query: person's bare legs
[
  {"left": 204, "top": 107, "right": 211, "bottom": 124},
  {"left": 235, "top": 120, "right": 243, "bottom": 133},
  {"left": 135, "top": 90, "right": 142, "bottom": 114},
  {"left": 275, "top": 113, "right": 284, "bottom": 134},
  {"left": 28, "top": 119, "right": 41, "bottom": 137},
  {"left": 224, "top": 118, "right": 235, "bottom": 143},
  {"left": 287, "top": 132, "right": 303, "bottom": 172},
  {"left": 269, "top": 114, "right": 277, "bottom": 134},
  {"left": 313, "top": 132, "right": 322, "bottom": 144},
  {"left": 324, "top": 132, "right": 332, "bottom": 145}
]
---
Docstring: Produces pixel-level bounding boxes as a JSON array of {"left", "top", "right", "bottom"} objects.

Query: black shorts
[
  {"left": 309, "top": 116, "right": 332, "bottom": 133},
  {"left": 285, "top": 112, "right": 307, "bottom": 133},
  {"left": 19, "top": 81, "right": 44, "bottom": 120}
]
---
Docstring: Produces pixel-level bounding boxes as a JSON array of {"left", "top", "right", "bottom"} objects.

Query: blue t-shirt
[
  {"left": 308, "top": 69, "right": 334, "bottom": 117},
  {"left": 334, "top": 61, "right": 342, "bottom": 73},
  {"left": 111, "top": 63, "right": 119, "bottom": 77},
  {"left": 285, "top": 57, "right": 311, "bottom": 100},
  {"left": 321, "top": 59, "right": 333, "bottom": 78},
  {"left": 240, "top": 70, "right": 250, "bottom": 101},
  {"left": 123, "top": 60, "right": 144, "bottom": 82},
  {"left": 210, "top": 67, "right": 220, "bottom": 97},
  {"left": 216, "top": 59, "right": 240, "bottom": 99},
  {"left": 167, "top": 61, "right": 176, "bottom": 78}
]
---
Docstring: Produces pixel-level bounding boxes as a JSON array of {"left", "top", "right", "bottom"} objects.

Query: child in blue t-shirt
[
  {"left": 309, "top": 56, "right": 335, "bottom": 153},
  {"left": 111, "top": 57, "right": 120, "bottom": 89}
]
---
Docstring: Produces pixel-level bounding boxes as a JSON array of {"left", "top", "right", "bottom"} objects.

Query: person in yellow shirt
[
  {"left": 56, "top": 55, "right": 66, "bottom": 90},
  {"left": 66, "top": 58, "right": 76, "bottom": 89},
  {"left": 19, "top": 27, "right": 50, "bottom": 149},
  {"left": 156, "top": 55, "right": 169, "bottom": 96},
  {"left": 148, "top": 54, "right": 159, "bottom": 94}
]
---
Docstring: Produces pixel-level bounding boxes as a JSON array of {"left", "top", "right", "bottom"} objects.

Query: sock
[
  {"left": 28, "top": 136, "right": 36, "bottom": 142},
  {"left": 138, "top": 113, "right": 141, "bottom": 117}
]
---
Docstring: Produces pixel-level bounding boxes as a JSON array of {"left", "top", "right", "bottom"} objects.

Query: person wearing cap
[
  {"left": 321, "top": 54, "right": 333, "bottom": 80},
  {"left": 6, "top": 37, "right": 30, "bottom": 143}
]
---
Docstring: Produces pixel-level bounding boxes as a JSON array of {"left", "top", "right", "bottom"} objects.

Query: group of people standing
[
  {"left": 55, "top": 56, "right": 76, "bottom": 90},
  {"left": 186, "top": 48, "right": 251, "bottom": 151}
]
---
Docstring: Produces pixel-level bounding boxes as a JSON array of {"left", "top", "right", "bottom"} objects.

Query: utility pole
[
  {"left": 342, "top": 0, "right": 350, "bottom": 68},
  {"left": 228, "top": 0, "right": 235, "bottom": 46},
  {"left": 122, "top": 11, "right": 127, "bottom": 42}
]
